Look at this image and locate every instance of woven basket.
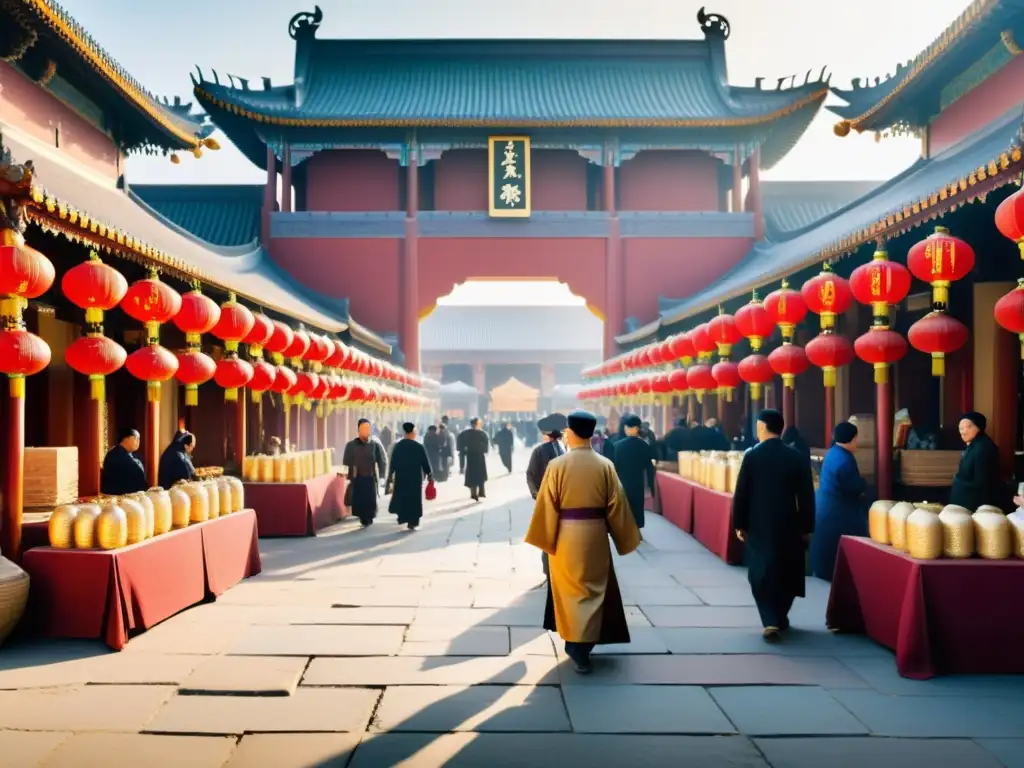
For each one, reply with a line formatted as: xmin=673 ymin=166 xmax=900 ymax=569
xmin=0 ymin=557 xmax=29 ymax=645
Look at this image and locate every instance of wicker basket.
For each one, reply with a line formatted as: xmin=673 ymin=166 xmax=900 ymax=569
xmin=899 ymin=450 xmax=961 ymax=487
xmin=0 ymin=558 xmax=29 ymax=645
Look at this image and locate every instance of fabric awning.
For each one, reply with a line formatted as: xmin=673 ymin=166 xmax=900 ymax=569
xmin=488 ymin=377 xmax=539 ymax=413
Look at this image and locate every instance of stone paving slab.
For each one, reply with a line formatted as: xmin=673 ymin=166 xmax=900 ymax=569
xmin=753 ymin=736 xmax=1006 ymax=768
xmin=562 ymin=685 xmax=736 ymax=734
xmin=710 ymin=686 xmax=869 ymax=735
xmin=222 ymin=733 xmax=361 ymax=768
xmin=332 ymin=589 xmax=425 ymax=607
xmin=400 ymin=626 xmax=510 ymax=656
xmin=656 ymin=627 xmax=891 ymax=657
xmin=691 ymin=586 xmax=758 ymax=606
xmin=641 ymin=606 xmax=765 ymax=628
xmin=509 ymin=628 xmax=556 ymax=656
xmin=84 ymin=653 xmax=208 ymax=686
xmin=121 ymin=621 xmax=250 ymax=655
xmin=778 ymin=657 xmax=872 ymax=689
xmin=830 ymin=689 xmax=1024 ymax=738
xmin=839 ymin=657 xmax=1024 ymax=698
xmin=0 ymin=730 xmax=70 ymax=766
xmin=39 ymin=733 xmax=237 ymax=768
xmin=290 ymin=606 xmax=417 ymax=625
xmin=372 ymin=685 xmax=571 ymax=732
xmin=179 ymin=655 xmax=308 ymax=696
xmin=591 ymin=627 xmax=669 ymax=655
xmin=418 ymin=589 xmax=477 ymax=607
xmin=0 ymin=684 xmax=174 ymax=732
xmin=302 ymin=656 xmax=559 ymax=686
xmin=621 ymin=586 xmax=703 ymax=606
xmin=413 ymin=607 xmax=539 ymax=626
xmin=558 ymin=655 xmax=811 ymax=686
xmin=146 ymin=687 xmax=379 ymax=735
xmin=976 ymin=738 xmax=1024 ymax=768
xmin=227 ymin=624 xmax=405 ymax=656
xmin=348 ymin=733 xmax=769 ymax=767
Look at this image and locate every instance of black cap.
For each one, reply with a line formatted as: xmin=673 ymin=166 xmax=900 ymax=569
xmin=567 ymin=410 xmax=598 ymax=439
xmin=621 ymin=414 xmax=642 ymax=429
xmin=537 ymin=413 xmax=568 ymax=434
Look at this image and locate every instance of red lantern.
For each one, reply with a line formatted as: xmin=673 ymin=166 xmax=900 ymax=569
xmin=174 ymin=288 xmax=220 ymax=342
xmin=291 ymin=370 xmax=318 ymax=398
xmin=126 ymin=345 xmax=178 ymax=401
xmin=908 ymin=311 xmax=969 ymax=377
xmin=764 ymin=280 xmax=807 ymax=342
xmin=65 ymin=336 xmax=127 ymax=400
xmin=243 ymin=313 xmax=275 ymax=358
xmin=668 ymin=368 xmax=688 ymax=396
xmin=265 ymin=321 xmax=294 ymax=363
xmin=849 ymin=247 xmax=912 ymax=320
xmin=214 ymin=356 xmax=254 ymax=401
xmin=707 ymin=310 xmax=742 ymax=359
xmin=247 ymin=359 xmax=276 ymax=403
xmin=995 ymin=185 xmax=1024 ymax=259
xmin=310 ymin=375 xmax=330 ymax=401
xmin=854 ymin=328 xmax=907 ymax=384
xmin=801 ymin=264 xmax=852 ymax=330
xmin=690 ymin=323 xmax=716 ymax=362
xmin=735 ymin=292 xmax=774 ymax=351
xmin=658 ymin=338 xmax=675 ymax=366
xmin=0 ymin=233 xmax=55 ymax=299
xmin=120 ymin=271 xmax=181 ymax=347
xmin=686 ymin=362 xmax=716 ymax=402
xmin=711 ymin=360 xmax=741 ymax=401
xmin=305 ymin=333 xmax=331 ymax=366
xmin=805 ymin=333 xmax=855 ymax=387
xmin=738 ymin=354 xmax=774 ymax=400
xmin=211 ymin=293 xmax=255 ymax=353
xmin=284 ymin=327 xmax=310 ymax=362
xmin=649 ymin=343 xmax=665 ymax=367
xmin=325 ymin=339 xmax=347 ymax=369
xmin=668 ymin=332 xmax=695 ymax=365
xmin=906 ymin=227 xmax=975 ymax=307
xmin=0 ymin=324 xmax=50 ymax=397
xmin=271 ymin=365 xmax=297 ymax=394
xmin=175 ymin=350 xmax=216 ymax=405
xmin=768 ymin=343 xmax=809 ymax=389
xmin=994 ymin=278 xmax=1024 ymax=359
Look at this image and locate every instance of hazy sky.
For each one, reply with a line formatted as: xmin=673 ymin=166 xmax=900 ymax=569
xmin=55 ymin=0 xmax=971 ymax=304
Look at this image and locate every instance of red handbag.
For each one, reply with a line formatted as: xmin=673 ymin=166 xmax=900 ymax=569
xmin=424 ymin=479 xmax=437 ymax=501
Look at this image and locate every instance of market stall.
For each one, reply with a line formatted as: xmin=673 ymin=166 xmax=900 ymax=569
xmin=242 ymin=449 xmax=346 ymax=536
xmin=655 ymin=471 xmax=694 ymax=533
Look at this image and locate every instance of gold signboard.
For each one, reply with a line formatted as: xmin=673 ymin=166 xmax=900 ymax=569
xmin=488 ymin=136 xmax=531 ymax=218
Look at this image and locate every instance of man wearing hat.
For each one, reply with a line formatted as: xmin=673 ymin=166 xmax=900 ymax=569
xmin=526 ymin=410 xmax=641 ymax=674
xmin=613 ymin=414 xmax=656 ymax=529
xmin=950 ymin=411 xmax=1002 ymax=510
xmin=526 ymin=413 xmax=569 ymax=578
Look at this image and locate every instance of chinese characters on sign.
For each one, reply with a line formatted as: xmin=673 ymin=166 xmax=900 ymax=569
xmin=488 ymin=136 xmax=531 ymax=218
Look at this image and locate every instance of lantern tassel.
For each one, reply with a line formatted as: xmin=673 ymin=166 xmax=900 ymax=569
xmin=783 ymin=374 xmax=795 ymax=389
xmin=932 ymin=354 xmax=945 ymax=377
xmin=185 ymin=385 xmax=198 ymax=407
xmin=225 ymin=387 xmax=238 ymax=402
xmin=89 ymin=375 xmax=104 ymax=401
xmin=725 ymin=388 xmax=734 ymax=403
xmin=750 ymin=382 xmax=761 ymax=400
xmin=8 ymin=375 xmax=25 ymax=399
xmin=1019 ymin=333 xmax=1024 ymax=361
xmin=823 ymin=367 xmax=836 ymax=388
xmin=147 ymin=381 xmax=161 ymax=402
xmin=874 ymin=363 xmax=888 ymax=385
xmin=250 ymin=389 xmax=263 ymax=404
xmin=316 ymin=402 xmax=324 ymax=417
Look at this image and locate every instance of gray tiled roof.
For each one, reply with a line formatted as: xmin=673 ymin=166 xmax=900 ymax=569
xmin=761 ymin=181 xmax=884 ymax=241
xmin=421 ymin=305 xmax=602 ymax=352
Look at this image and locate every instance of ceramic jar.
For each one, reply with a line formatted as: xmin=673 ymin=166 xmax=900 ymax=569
xmin=204 ymin=480 xmax=220 ymax=520
xmin=223 ymin=476 xmax=244 ymax=512
xmin=1007 ymin=509 xmax=1024 ymax=558
xmin=48 ymin=504 xmax=78 ymax=549
xmin=868 ymin=500 xmax=895 ymax=544
xmin=168 ymin=486 xmax=191 ymax=529
xmin=119 ymin=496 xmax=148 ymax=545
xmin=96 ymin=501 xmax=128 ymax=550
xmin=938 ymin=504 xmax=974 ymax=558
xmin=147 ymin=488 xmax=173 ymax=535
xmin=184 ymin=482 xmax=208 ymax=523
xmin=906 ymin=508 xmax=942 ymax=559
xmin=72 ymin=503 xmax=102 ymax=548
xmin=130 ymin=492 xmax=156 ymax=539
xmin=973 ymin=507 xmax=1011 ymax=560
xmin=242 ymin=454 xmax=256 ymax=482
xmin=215 ymin=478 xmax=232 ymax=515
xmin=887 ymin=502 xmax=917 ymax=551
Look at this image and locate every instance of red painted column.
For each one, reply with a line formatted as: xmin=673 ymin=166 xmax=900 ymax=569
xmin=782 ymin=386 xmax=795 ymax=430
xmin=603 ymin=157 xmax=622 ymax=359
xmin=281 ymin=143 xmax=292 ymax=214
xmin=2 ymin=383 xmax=25 ymax=562
xmin=234 ymin=395 xmax=247 ymax=468
xmin=81 ymin=398 xmax=103 ymax=498
xmin=261 ymin=145 xmax=276 ymax=244
xmin=732 ymin=145 xmax=743 ymax=213
xmin=824 ymin=386 xmax=835 ymax=447
xmin=876 ymin=377 xmax=894 ymax=499
xmin=145 ymin=397 xmax=159 ymax=488
xmin=748 ymin=146 xmax=764 ymax=241
xmin=402 ymin=142 xmax=421 ymax=372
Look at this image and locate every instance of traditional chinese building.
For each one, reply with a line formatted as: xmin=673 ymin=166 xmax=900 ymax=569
xmin=602 ymin=0 xmax=1024 ymax=500
xmin=191 ymin=6 xmax=832 ymax=369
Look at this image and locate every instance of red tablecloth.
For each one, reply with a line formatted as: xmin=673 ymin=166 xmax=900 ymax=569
xmin=22 ymin=510 xmax=262 ymax=650
xmin=691 ymin=483 xmax=744 ymax=565
xmin=655 ymin=472 xmax=694 ymax=533
xmin=22 ymin=520 xmax=49 ymax=551
xmin=243 ymin=473 xmax=347 ymax=537
xmin=826 ymin=536 xmax=1024 ymax=679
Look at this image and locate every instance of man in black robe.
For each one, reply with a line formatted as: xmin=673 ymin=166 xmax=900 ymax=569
xmin=343 ymin=418 xmax=388 ymax=527
xmin=387 ymin=422 xmax=433 ymax=531
xmin=494 ymin=423 xmax=515 ymax=473
xmin=950 ymin=411 xmax=1003 ymax=510
xmin=379 ymin=424 xmax=393 ymax=454
xmin=437 ymin=425 xmax=455 ymax=482
xmin=100 ymin=428 xmax=148 ymax=495
xmin=661 ymin=418 xmax=693 ymax=460
xmin=613 ymin=415 xmax=656 ymax=529
xmin=462 ymin=417 xmax=490 ymax=501
xmin=526 ymin=413 xmax=568 ymax=578
xmin=423 ymin=426 xmax=442 ymax=477
xmin=731 ymin=409 xmax=815 ymax=643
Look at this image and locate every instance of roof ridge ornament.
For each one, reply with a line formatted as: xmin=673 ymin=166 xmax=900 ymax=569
xmin=697 ymin=7 xmax=730 ymax=40
xmin=289 ymin=7 xmax=323 ymax=41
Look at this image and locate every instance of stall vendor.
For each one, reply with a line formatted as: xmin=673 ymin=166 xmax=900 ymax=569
xmin=158 ymin=431 xmax=197 ymax=489
xmin=950 ymin=412 xmax=1002 ymax=511
xmin=100 ymin=428 xmax=148 ymax=496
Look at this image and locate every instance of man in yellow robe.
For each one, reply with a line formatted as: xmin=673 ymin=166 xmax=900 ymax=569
xmin=525 ymin=409 xmax=641 ymax=674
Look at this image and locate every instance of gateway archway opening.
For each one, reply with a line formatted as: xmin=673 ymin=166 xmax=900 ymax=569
xmin=420 ymin=280 xmax=602 ymax=420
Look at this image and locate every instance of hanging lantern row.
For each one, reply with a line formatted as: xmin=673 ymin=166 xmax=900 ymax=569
xmin=994 ymin=186 xmax=1024 ymax=357
xmin=0 ymin=231 xmax=54 ymax=397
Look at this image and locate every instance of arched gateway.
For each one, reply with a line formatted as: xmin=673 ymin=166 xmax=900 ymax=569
xmin=194 ymin=7 xmax=827 ymax=370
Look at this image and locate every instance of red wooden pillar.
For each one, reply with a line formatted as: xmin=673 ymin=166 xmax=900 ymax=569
xmin=603 ymin=153 xmax=623 ymax=359
xmin=824 ymin=386 xmax=835 ymax=446
xmin=748 ymin=146 xmax=764 ymax=241
xmin=2 ymin=382 xmax=25 ymax=562
xmin=402 ymin=140 xmax=421 ymax=372
xmin=261 ymin=146 xmax=276 ymax=244
xmin=876 ymin=376 xmax=894 ymax=499
xmin=782 ymin=385 xmax=795 ymax=429
xmin=280 ymin=143 xmax=292 ymax=213
xmin=732 ymin=145 xmax=743 ymax=213
xmin=234 ymin=395 xmax=246 ymax=467
xmin=80 ymin=397 xmax=104 ymax=498
xmin=145 ymin=394 xmax=159 ymax=488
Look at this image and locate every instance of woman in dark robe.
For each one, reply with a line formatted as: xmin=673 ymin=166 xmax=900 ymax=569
xmin=158 ymin=431 xmax=197 ymax=489
xmin=387 ymin=423 xmax=433 ymax=530
xmin=494 ymin=424 xmax=515 ymax=473
xmin=810 ymin=422 xmax=868 ymax=581
xmin=950 ymin=411 xmax=1002 ymax=510
xmin=463 ymin=418 xmax=490 ymax=501
xmin=782 ymin=426 xmax=811 ymax=460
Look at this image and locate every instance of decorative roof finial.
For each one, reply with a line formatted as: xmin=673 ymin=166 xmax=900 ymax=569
xmin=289 ymin=7 xmax=324 ymax=41
xmin=696 ymin=7 xmax=730 ymax=40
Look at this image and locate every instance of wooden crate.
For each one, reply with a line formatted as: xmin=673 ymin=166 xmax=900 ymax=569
xmin=899 ymin=449 xmax=960 ymax=487
xmin=24 ymin=447 xmax=78 ymax=508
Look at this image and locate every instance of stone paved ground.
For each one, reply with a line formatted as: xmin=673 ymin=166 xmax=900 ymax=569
xmin=1 ymin=446 xmax=1023 ymax=767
